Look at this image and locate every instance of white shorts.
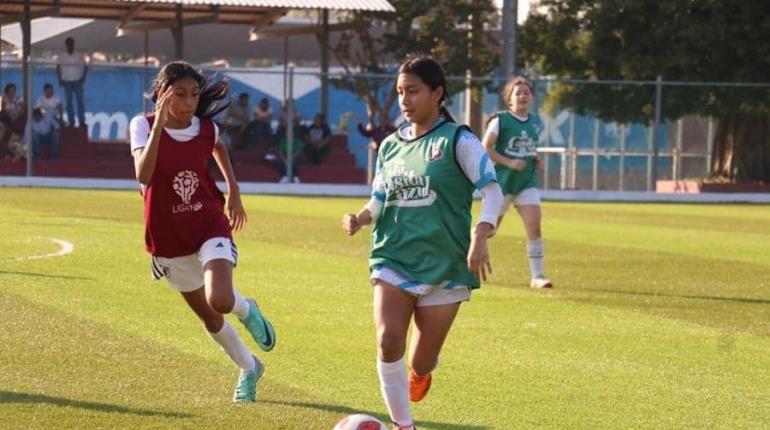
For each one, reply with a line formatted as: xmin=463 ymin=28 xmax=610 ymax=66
xmin=150 ymin=237 xmax=238 ymax=292
xmin=370 ymin=266 xmax=471 ymax=307
xmin=500 ymin=187 xmax=541 ymax=214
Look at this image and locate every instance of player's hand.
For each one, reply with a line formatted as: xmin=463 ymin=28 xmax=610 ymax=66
xmin=467 ymin=234 xmax=492 ymax=282
xmin=534 ymin=156 xmax=544 ymax=171
xmin=508 ymin=159 xmax=526 ymax=171
xmin=226 ymin=192 xmax=247 ymax=232
xmin=342 ymin=213 xmax=361 ymax=236
xmin=154 ymin=84 xmax=173 ymax=127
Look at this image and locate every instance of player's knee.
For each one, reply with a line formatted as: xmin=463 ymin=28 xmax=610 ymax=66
xmin=207 ymin=292 xmax=234 ymax=314
xmin=529 ymin=225 xmax=541 ymax=238
xmin=377 ymin=329 xmax=405 ymax=361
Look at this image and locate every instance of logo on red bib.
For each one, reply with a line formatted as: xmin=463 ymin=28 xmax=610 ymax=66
xmin=173 ymin=170 xmax=199 ymax=204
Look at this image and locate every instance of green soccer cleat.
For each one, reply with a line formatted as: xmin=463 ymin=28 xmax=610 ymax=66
xmin=233 ymin=357 xmax=264 ymax=403
xmin=239 ymin=298 xmax=276 ymax=352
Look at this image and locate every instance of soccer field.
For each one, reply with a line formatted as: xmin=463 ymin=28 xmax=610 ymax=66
xmin=1 ymin=188 xmax=769 ymax=429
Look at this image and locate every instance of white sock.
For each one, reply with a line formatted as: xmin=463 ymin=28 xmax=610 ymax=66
xmin=527 ymin=239 xmax=545 ymax=279
xmin=231 ymin=289 xmax=250 ymax=320
xmin=377 ymin=357 xmax=413 ymax=428
xmin=208 ymin=320 xmax=256 ymax=371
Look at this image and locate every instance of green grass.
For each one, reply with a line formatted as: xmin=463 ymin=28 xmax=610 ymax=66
xmin=0 ymin=188 xmax=769 ymax=429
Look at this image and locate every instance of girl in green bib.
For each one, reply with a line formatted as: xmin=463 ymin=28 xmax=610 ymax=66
xmin=342 ymin=54 xmax=503 ymax=430
xmin=482 ymin=77 xmax=553 ymax=289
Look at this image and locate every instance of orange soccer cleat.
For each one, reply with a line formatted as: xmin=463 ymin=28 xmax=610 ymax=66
xmin=408 ymin=369 xmax=432 ymax=402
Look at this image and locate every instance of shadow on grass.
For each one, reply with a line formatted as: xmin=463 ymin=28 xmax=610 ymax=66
xmin=262 ymin=400 xmax=490 ymax=430
xmin=0 ymin=270 xmax=93 ymax=280
xmin=0 ymin=391 xmax=192 ymax=418
xmin=583 ymin=288 xmax=770 ymax=305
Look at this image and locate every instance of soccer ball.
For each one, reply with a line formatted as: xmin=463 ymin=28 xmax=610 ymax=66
xmin=333 ymin=414 xmax=388 ymax=430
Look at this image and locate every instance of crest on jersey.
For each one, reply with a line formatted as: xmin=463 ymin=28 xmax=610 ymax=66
xmin=427 ymin=139 xmax=445 ymax=162
xmin=505 ymin=131 xmax=535 ymax=158
xmin=173 ymin=170 xmax=199 ymax=204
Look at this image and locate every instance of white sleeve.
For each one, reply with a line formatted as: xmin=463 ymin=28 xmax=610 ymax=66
xmin=456 ymin=129 xmax=501 ymax=227
xmin=129 ymin=116 xmax=150 ymax=153
xmin=482 ymin=117 xmax=499 ymax=142
xmin=456 ymin=129 xmax=497 ymax=190
xmin=477 ymin=181 xmax=503 ymax=227
xmin=363 ymin=156 xmax=386 ymax=221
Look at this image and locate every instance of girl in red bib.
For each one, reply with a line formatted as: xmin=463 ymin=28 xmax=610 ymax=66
xmin=130 ymin=62 xmax=275 ymax=403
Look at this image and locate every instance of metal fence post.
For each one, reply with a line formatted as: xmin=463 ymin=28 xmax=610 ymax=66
xmin=22 ymin=1 xmax=32 ymax=177
xmin=646 ymin=123 xmax=653 ymax=191
xmin=592 ymin=118 xmax=599 ymax=191
xmin=673 ymin=118 xmax=682 ymax=181
xmin=706 ymin=117 xmax=715 ymax=173
xmin=651 ymin=75 xmax=663 ymax=191
xmin=286 ymin=65 xmax=295 ymax=180
xmin=563 ymin=111 xmax=574 ymax=189
xmin=619 ymin=123 xmax=626 ymax=191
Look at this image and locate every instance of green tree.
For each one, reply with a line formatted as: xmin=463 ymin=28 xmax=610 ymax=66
xmin=331 ymin=0 xmax=498 ymax=132
xmin=519 ymin=0 xmax=770 ymax=182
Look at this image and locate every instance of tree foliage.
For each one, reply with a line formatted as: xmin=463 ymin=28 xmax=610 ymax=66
xmin=331 ymin=0 xmax=499 ymax=125
xmin=519 ymin=0 xmax=770 ymax=181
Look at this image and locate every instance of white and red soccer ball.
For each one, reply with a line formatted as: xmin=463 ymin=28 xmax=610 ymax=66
xmin=333 ymin=414 xmax=388 ymax=430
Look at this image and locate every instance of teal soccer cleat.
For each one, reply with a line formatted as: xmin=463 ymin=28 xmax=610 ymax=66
xmin=239 ymin=298 xmax=276 ymax=352
xmin=233 ymin=357 xmax=264 ymax=403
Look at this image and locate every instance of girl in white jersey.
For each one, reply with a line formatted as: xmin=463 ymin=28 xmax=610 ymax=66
xmin=342 ymin=54 xmax=504 ymax=430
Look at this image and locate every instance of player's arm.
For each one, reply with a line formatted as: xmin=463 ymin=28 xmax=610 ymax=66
xmin=212 ymin=133 xmax=247 ymax=231
xmin=132 ymin=121 xmax=162 ymax=184
xmin=457 ymin=130 xmax=504 ymax=281
xmin=343 ymin=160 xmax=385 ymax=236
xmin=133 ymin=85 xmax=173 ymax=184
xmin=482 ymin=118 xmax=525 ymax=171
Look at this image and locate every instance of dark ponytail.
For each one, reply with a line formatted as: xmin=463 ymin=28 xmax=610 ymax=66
xmin=149 ymin=61 xmax=230 ymax=119
xmin=398 ymin=53 xmax=455 ymax=123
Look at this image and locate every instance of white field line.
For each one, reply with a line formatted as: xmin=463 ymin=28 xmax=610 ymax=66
xmin=7 ymin=238 xmax=75 ymax=262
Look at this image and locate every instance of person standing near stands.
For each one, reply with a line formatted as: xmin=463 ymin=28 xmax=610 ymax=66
xmin=56 ymin=37 xmax=88 ymax=128
xmin=357 ymin=110 xmax=397 ymax=153
xmin=357 ymin=111 xmax=397 ymax=183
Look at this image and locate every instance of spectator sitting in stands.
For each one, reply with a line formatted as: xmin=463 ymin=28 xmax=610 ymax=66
xmin=30 ymin=108 xmax=60 ymax=159
xmin=35 ymin=83 xmax=64 ymax=125
xmin=224 ymin=92 xmax=251 ymax=149
xmin=304 ymin=113 xmax=332 ymax=165
xmin=0 ymin=83 xmax=27 ymax=136
xmin=0 ymin=83 xmax=27 ymax=162
xmin=253 ymin=97 xmax=273 ymax=148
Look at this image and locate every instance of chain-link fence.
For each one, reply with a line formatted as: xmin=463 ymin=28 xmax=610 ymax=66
xmin=2 ymin=60 xmax=767 ymax=188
